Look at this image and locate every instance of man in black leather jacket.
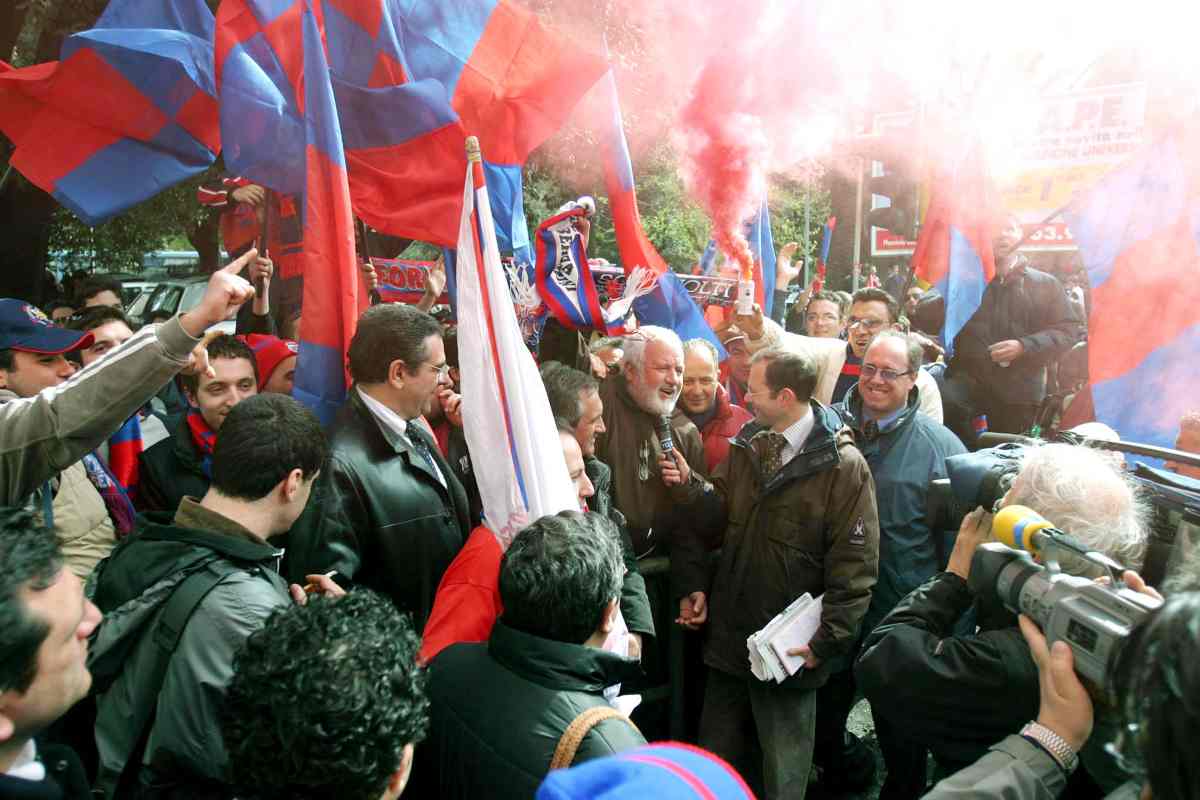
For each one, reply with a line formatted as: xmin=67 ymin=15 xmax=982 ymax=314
xmin=328 ymin=304 xmax=469 ymax=629
xmin=944 ymin=214 xmax=1083 ymax=443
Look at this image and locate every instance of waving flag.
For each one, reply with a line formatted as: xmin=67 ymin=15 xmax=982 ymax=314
xmin=747 ymin=198 xmax=777 ymax=316
xmin=1062 ymin=135 xmax=1200 ymax=454
xmin=814 ymin=216 xmax=837 ymax=292
xmin=316 ymin=0 xmax=606 ymax=253
xmin=0 ymin=0 xmax=219 ymax=224
xmin=456 ymin=138 xmax=577 ymax=544
xmin=598 ymin=66 xmax=723 ymax=354
xmin=396 ymin=0 xmax=605 ymax=254
xmin=911 ymin=140 xmax=996 ymax=356
xmin=224 ymin=0 xmax=357 ymax=424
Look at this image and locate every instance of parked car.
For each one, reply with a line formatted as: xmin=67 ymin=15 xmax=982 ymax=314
xmin=140 ymin=275 xmax=237 ymax=333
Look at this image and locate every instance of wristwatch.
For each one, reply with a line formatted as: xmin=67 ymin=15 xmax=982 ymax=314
xmin=1020 ymin=721 xmax=1079 ymax=774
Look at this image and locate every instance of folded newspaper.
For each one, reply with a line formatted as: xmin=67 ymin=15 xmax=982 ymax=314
xmin=747 ymin=593 xmax=824 ymax=683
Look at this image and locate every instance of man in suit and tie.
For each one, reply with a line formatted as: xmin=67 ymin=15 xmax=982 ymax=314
xmin=329 ymin=304 xmax=469 ymax=628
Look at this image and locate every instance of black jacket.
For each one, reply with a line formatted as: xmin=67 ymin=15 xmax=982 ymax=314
xmin=136 ymin=417 xmax=357 ymax=585
xmin=855 ymin=572 xmax=1037 ymax=767
xmin=427 ymin=621 xmax=645 ymax=799
xmin=137 ymin=417 xmax=209 ymax=515
xmin=0 ymin=743 xmax=89 ymax=800
xmin=950 ymin=259 xmax=1083 ymax=405
xmin=328 ymin=389 xmax=469 ymax=628
xmin=585 ymin=456 xmax=655 ymax=639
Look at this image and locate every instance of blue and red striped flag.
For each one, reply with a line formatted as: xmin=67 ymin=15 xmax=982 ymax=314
xmin=747 ymin=198 xmax=777 ymax=316
xmin=598 ymin=67 xmax=724 ymax=354
xmin=0 ymin=0 xmax=219 ymax=224
xmin=814 ymin=216 xmax=837 ymax=291
xmin=219 ymin=0 xmax=361 ymax=424
xmin=911 ymin=140 xmax=996 ymax=356
xmin=1062 ymin=135 xmax=1200 ymax=455
xmin=290 ymin=0 xmax=361 ymax=426
xmin=317 ymin=0 xmax=606 ymax=253
xmin=456 ymin=140 xmax=577 ymax=544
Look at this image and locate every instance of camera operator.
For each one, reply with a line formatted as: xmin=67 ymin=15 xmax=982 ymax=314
xmin=925 ymin=587 xmax=1196 ymax=800
xmin=856 ymin=443 xmax=1148 ymax=797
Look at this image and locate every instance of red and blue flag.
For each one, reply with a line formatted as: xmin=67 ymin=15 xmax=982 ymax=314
xmin=1063 ymin=135 xmax=1200 ymax=455
xmin=911 ymin=140 xmax=996 ymax=356
xmin=291 ymin=0 xmax=361 ymax=426
xmin=598 ymin=67 xmax=723 ymax=354
xmin=747 ymin=198 xmax=776 ymax=316
xmin=0 ymin=0 xmax=219 ymax=224
xmin=220 ymin=0 xmax=361 ymax=424
xmin=814 ymin=216 xmax=836 ymax=292
xmin=392 ymin=0 xmax=606 ymax=254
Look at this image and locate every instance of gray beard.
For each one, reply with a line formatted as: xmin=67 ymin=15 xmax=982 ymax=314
xmin=630 ymin=377 xmax=678 ymax=417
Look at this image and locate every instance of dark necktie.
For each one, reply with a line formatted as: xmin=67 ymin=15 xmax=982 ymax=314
xmin=752 ymin=430 xmax=788 ymax=479
xmin=407 ymin=426 xmax=445 ymax=486
xmin=862 ymin=419 xmax=880 ymax=442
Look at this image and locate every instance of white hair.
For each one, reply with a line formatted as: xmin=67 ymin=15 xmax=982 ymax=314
xmin=1005 ymin=443 xmax=1148 ymax=574
xmin=622 ymin=325 xmax=683 ymax=371
xmin=682 ymin=337 xmax=719 ymax=367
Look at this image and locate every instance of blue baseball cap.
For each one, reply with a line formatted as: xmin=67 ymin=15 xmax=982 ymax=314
xmin=537 ymin=742 xmax=756 ymax=799
xmin=0 ymin=299 xmax=92 ymax=354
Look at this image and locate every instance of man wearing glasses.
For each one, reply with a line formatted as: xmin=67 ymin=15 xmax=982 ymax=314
xmin=834 ymin=288 xmax=943 ymax=421
xmin=819 ymin=330 xmax=967 ymax=797
xmin=328 ymin=303 xmax=469 ymax=629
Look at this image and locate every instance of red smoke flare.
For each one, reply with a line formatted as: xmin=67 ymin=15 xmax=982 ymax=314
xmin=676 ymin=61 xmax=768 ymax=280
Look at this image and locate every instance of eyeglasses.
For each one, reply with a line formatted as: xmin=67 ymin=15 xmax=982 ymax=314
xmin=847 ymin=317 xmax=887 ymax=331
xmin=860 ymin=363 xmax=913 ymax=382
xmin=426 ymin=363 xmax=450 ymax=379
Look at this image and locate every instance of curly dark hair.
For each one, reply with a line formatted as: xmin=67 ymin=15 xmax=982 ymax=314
xmin=0 ymin=507 xmax=62 ymax=693
xmin=222 ymin=590 xmax=429 ymax=800
xmin=1111 ymin=592 xmax=1200 ymax=800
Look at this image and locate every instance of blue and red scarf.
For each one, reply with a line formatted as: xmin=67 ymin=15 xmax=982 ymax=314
xmin=186 ymin=408 xmax=217 ymax=478
xmin=81 ymin=414 xmax=144 ymax=537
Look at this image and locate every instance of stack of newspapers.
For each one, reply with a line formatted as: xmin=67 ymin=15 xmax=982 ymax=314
xmin=747 ymin=593 xmax=823 ymax=683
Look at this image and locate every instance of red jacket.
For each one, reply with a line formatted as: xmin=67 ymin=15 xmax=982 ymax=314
xmin=700 ymin=385 xmax=754 ymax=473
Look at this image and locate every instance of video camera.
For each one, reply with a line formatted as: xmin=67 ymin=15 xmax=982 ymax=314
xmin=927 ymin=441 xmax=1028 ymax=534
xmin=929 ymin=433 xmax=1200 ymax=587
xmin=968 ymin=505 xmax=1162 ymax=698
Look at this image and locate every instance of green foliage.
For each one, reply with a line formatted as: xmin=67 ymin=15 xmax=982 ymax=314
xmin=516 ymin=145 xmax=832 ymax=276
xmin=769 ymin=173 xmax=835 ymax=274
xmin=47 ymin=170 xmax=213 ymax=273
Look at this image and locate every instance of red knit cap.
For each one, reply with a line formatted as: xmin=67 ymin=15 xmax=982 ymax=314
xmin=239 ymin=334 xmax=298 ymax=390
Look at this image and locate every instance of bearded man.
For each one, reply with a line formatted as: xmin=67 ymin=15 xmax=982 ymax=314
xmin=594 ymin=325 xmax=706 ymax=558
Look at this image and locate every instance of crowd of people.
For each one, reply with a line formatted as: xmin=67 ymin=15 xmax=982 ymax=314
xmin=1 ymin=209 xmax=1199 ymax=800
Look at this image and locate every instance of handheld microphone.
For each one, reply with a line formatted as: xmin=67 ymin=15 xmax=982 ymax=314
xmin=992 ymin=505 xmax=1089 ymax=557
xmin=655 ymin=416 xmax=675 ymax=454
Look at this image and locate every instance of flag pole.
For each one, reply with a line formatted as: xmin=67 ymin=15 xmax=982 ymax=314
xmin=357 ymin=217 xmax=383 ymax=305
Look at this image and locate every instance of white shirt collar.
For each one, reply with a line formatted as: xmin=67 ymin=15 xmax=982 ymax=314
xmin=357 ymin=385 xmax=409 ymax=439
xmin=6 ymin=740 xmax=45 ymax=782
xmin=777 ymin=406 xmax=815 ymax=467
xmin=356 ymin=387 xmax=446 ymax=486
